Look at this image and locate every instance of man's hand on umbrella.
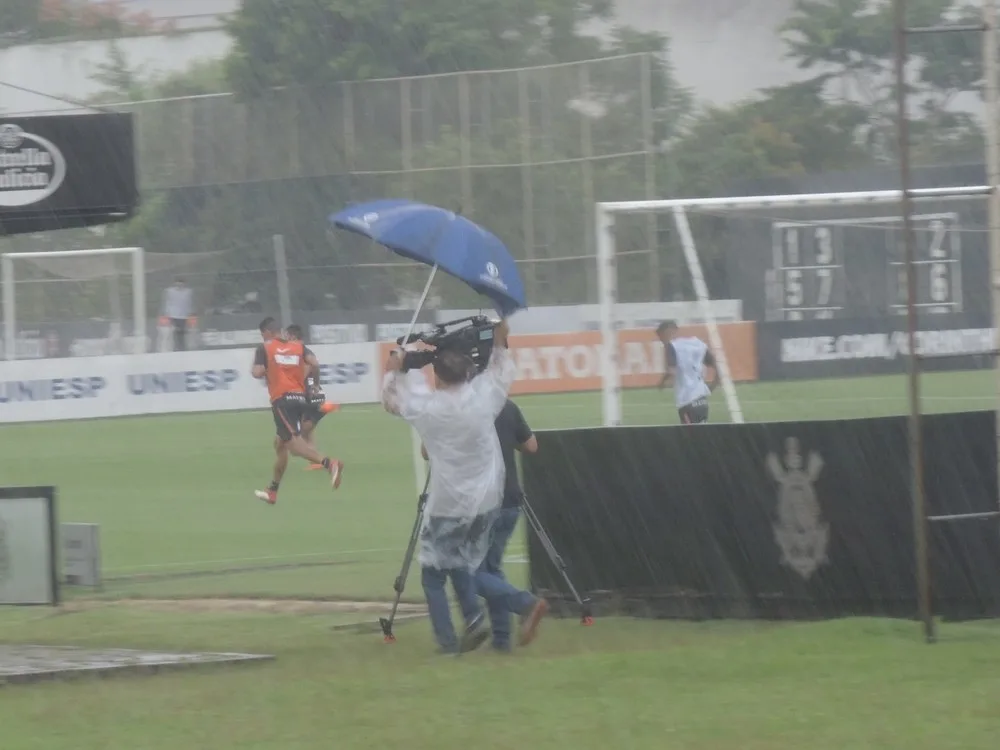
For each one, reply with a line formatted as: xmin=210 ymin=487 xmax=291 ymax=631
xmin=494 ymin=319 xmax=510 ymax=348
xmin=386 ymin=350 xmax=404 ymax=372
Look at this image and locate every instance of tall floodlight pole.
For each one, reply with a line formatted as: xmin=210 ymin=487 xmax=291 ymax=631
xmin=984 ymin=0 xmax=1000 ymax=552
xmin=893 ymin=0 xmax=935 ymax=643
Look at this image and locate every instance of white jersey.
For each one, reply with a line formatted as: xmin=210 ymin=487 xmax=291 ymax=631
xmin=668 ymin=336 xmax=711 ymax=409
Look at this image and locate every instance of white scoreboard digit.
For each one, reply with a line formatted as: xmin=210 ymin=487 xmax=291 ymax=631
xmin=770 ymin=222 xmax=845 ymax=321
xmin=887 ymin=213 xmax=962 ymax=315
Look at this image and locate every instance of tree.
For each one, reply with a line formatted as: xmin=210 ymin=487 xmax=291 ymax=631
xmin=0 ymin=0 xmax=170 ymax=46
xmin=780 ymin=0 xmax=984 ymax=162
xmin=224 ymin=0 xmax=616 ymax=97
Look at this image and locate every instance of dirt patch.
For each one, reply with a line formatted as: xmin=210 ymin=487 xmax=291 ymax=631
xmin=60 ymin=598 xmax=427 ymax=616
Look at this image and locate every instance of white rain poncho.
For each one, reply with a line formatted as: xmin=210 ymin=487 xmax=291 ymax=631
xmin=382 ymin=345 xmax=516 ymax=571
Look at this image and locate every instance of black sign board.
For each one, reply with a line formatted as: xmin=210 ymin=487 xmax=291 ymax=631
xmin=0 ymin=114 xmax=138 ymax=235
xmin=756 ymin=313 xmax=995 ymax=381
xmin=523 ymin=414 xmax=1000 ymax=621
xmin=725 ymin=163 xmax=990 ymax=324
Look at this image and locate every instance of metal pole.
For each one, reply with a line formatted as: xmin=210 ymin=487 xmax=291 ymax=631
xmin=517 ymin=70 xmax=537 ymax=297
xmin=131 ymin=248 xmax=146 ymax=354
xmin=273 ymin=234 xmax=292 ymax=328
xmin=458 ymin=73 xmax=474 ymax=216
xmin=984 ymin=0 xmax=1000 ymax=544
xmin=579 ymin=63 xmax=596 ymax=302
xmin=894 ymin=0 xmax=935 ymax=643
xmin=640 ymin=53 xmax=660 ymax=303
xmin=2 ymin=253 xmax=15 ymax=361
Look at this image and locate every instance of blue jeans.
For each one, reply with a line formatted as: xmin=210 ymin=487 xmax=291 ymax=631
xmin=476 ymin=506 xmax=536 ymax=650
xmin=421 ymin=566 xmax=482 ymax=652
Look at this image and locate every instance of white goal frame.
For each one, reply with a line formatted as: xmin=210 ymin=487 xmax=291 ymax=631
xmin=1 ymin=247 xmax=146 ymax=361
xmin=595 ymin=185 xmax=992 ymax=427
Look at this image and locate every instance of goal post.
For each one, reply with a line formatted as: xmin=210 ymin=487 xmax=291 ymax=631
xmin=595 ymin=185 xmax=992 ymax=428
xmin=1 ymin=247 xmax=146 ymax=361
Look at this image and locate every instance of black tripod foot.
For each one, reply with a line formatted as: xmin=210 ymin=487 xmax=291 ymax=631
xmin=379 ymin=617 xmax=395 ymax=642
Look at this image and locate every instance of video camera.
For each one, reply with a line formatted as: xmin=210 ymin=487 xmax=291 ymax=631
xmin=396 ymin=315 xmax=497 ymax=374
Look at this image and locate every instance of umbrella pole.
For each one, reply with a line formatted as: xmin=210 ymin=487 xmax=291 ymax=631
xmin=397 ymin=265 xmax=437 ymax=497
xmin=397 ymin=264 xmax=439 ymax=349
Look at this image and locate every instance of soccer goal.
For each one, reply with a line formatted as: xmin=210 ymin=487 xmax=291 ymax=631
xmin=1 ymin=245 xmax=229 ymax=359
xmin=595 ymin=185 xmax=992 ymax=428
xmin=1 ymin=247 xmax=147 ymax=360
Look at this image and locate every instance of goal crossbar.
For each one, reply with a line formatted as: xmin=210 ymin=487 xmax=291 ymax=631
xmin=598 ymin=185 xmax=992 ymax=215
xmin=595 ymin=185 xmax=992 ymax=428
xmin=1 ymin=247 xmax=146 ymax=360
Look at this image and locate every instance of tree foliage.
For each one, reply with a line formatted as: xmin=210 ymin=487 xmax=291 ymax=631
xmin=0 ymin=0 xmax=171 ymax=46
xmin=225 ymin=0 xmax=618 ymax=96
xmin=781 ymin=0 xmax=984 ymax=162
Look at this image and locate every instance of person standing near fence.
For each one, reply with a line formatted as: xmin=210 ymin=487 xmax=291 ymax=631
xmin=162 ymin=277 xmax=193 ymax=351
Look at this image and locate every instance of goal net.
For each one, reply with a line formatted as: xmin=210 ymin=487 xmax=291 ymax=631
xmin=596 ymin=186 xmax=993 ymax=427
xmin=1 ymin=246 xmax=224 ymax=359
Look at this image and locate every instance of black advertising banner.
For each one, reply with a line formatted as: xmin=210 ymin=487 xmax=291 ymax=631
xmin=523 ymin=413 xmax=1000 ymax=621
xmin=756 ymin=313 xmax=995 ymax=381
xmin=0 ymin=114 xmax=138 ymax=235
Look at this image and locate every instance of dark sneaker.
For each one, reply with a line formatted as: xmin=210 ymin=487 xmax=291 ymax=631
xmin=458 ymin=613 xmax=489 ymax=654
xmin=518 ymin=598 xmax=549 ymax=647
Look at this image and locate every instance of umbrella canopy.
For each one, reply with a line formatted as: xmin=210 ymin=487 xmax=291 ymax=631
xmin=330 ymin=199 xmax=526 ymax=316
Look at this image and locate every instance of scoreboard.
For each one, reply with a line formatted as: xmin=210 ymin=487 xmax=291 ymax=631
xmin=753 ymin=211 xmax=978 ymax=323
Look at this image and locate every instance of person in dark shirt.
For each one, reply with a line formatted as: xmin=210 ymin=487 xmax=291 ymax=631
xmin=420 ymin=398 xmax=547 ymax=651
xmin=478 ymin=399 xmax=547 ymax=651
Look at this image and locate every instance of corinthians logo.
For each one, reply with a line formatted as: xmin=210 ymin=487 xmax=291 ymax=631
xmin=766 ymin=437 xmax=830 ymax=580
xmin=0 ymin=123 xmax=67 ymax=208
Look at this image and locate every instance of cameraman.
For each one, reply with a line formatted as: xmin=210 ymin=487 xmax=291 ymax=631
xmin=423 ymin=399 xmax=548 ymax=653
xmin=382 ymin=319 xmax=516 ymax=654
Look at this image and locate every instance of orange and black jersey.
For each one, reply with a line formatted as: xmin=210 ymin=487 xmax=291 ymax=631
xmin=254 ymin=339 xmax=314 ymax=403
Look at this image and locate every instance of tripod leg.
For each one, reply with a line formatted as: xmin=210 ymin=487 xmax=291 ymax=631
xmin=380 ymin=477 xmax=431 ymax=642
xmin=522 ymin=498 xmax=593 ymax=625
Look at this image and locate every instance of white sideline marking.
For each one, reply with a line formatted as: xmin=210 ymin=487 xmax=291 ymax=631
xmin=104 ymin=547 xmax=399 ymax=575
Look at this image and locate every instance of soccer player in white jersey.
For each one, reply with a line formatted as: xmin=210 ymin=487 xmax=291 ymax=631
xmin=656 ymin=321 xmax=719 ymax=424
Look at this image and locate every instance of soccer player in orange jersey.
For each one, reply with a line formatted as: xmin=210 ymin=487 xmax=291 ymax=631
xmin=251 ymin=318 xmax=344 ymax=504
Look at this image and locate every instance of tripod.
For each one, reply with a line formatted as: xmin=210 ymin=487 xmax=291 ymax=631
xmin=379 ymin=472 xmax=430 ymax=643
xmin=521 ymin=495 xmax=593 ymax=625
xmin=378 ymin=480 xmax=593 ymax=642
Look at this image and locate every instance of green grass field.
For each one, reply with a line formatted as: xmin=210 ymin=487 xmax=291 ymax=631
xmin=1 ymin=371 xmax=999 ymax=749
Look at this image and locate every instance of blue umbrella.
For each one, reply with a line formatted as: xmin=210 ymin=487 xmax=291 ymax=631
xmin=329 ymin=200 xmax=526 ymax=319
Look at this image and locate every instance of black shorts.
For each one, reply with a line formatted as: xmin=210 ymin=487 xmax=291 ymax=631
xmin=271 ymin=393 xmax=308 ymax=442
xmin=304 ymin=401 xmax=327 ymax=428
xmin=678 ymin=398 xmax=709 ymax=425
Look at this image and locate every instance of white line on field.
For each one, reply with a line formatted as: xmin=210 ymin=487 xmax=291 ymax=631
xmin=106 ymin=545 xmax=531 ymax=575
xmin=104 ymin=547 xmax=400 ymax=574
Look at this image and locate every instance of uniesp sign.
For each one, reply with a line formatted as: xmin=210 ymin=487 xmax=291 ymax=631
xmin=0 ymin=124 xmax=66 ymax=207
